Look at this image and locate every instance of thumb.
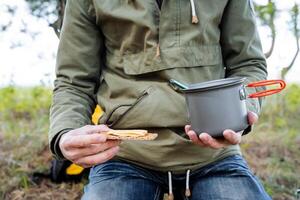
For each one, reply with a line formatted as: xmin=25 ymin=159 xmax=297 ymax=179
xmin=248 ymin=111 xmax=258 ymax=125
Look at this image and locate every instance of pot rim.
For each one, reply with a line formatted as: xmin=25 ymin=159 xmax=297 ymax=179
xmin=182 ymin=77 xmax=246 ymax=93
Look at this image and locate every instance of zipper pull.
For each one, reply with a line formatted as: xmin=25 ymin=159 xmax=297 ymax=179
xmin=136 ymin=89 xmax=150 ymax=102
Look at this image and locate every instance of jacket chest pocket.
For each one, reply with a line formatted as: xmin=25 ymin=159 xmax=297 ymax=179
xmin=95 ymin=0 xmax=224 ymax=75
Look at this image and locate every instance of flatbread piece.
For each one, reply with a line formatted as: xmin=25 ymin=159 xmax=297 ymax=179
xmin=103 ymin=129 xmax=158 ymax=141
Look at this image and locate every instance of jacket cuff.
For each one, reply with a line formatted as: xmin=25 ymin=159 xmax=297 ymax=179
xmin=50 ymin=129 xmax=72 ymax=160
xmin=242 ymin=125 xmax=252 ymax=136
xmin=242 ymin=94 xmax=259 ymax=136
xmin=241 ymin=83 xmax=261 ymax=136
xmin=245 ymin=87 xmax=261 ymax=114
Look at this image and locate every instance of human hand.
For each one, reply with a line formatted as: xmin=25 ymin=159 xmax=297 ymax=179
xmin=59 ymin=125 xmax=120 ymax=168
xmin=185 ymin=111 xmax=258 ymax=149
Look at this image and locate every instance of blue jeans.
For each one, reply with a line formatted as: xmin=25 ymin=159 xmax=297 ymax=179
xmin=82 ymin=155 xmax=271 ymax=200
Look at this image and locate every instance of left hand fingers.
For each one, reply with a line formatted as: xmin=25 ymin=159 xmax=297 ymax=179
xmin=185 ymin=125 xmax=206 ymax=146
xmin=248 ymin=111 xmax=258 ymax=125
xmin=198 ymin=130 xmax=242 ymax=149
xmin=223 ymin=129 xmax=242 ymax=145
xmin=199 ymin=133 xmax=229 ymax=149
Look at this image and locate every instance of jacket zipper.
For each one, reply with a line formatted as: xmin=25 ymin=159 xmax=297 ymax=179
xmin=105 ymin=89 xmax=150 ymax=128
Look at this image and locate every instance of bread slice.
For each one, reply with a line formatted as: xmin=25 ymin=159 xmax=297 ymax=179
xmin=103 ymin=129 xmax=158 ymax=141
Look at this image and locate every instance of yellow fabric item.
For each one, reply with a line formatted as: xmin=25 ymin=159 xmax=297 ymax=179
xmin=66 ymin=164 xmax=84 ymax=175
xmin=92 ymin=105 xmax=103 ymax=125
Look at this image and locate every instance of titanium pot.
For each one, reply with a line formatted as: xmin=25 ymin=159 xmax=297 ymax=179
xmin=169 ymin=77 xmax=286 ymax=137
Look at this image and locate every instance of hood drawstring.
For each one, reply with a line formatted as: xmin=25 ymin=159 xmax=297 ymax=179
xmin=168 ymin=171 xmax=174 ymax=200
xmin=185 ymin=169 xmax=191 ymax=197
xmin=156 ymin=0 xmax=198 ymax=59
xmin=189 ymin=0 xmax=199 ymax=24
xmin=156 ymin=43 xmax=160 ymax=58
xmin=167 ymin=170 xmax=192 ymax=199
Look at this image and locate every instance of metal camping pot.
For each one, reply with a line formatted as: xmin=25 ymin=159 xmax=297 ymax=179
xmin=169 ymin=77 xmax=286 ymax=137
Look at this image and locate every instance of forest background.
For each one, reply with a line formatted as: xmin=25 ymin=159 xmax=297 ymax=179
xmin=0 ymin=0 xmax=300 ymax=199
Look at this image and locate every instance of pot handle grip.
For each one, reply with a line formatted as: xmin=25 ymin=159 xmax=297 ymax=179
xmin=247 ymin=80 xmax=286 ymax=98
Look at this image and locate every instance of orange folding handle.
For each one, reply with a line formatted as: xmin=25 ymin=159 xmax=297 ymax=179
xmin=247 ymin=80 xmax=286 ymax=98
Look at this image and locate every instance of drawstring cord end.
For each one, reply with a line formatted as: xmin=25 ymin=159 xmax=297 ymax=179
xmin=192 ymin=15 xmax=199 ymax=24
xmin=168 ymin=193 xmax=174 ymax=200
xmin=190 ymin=0 xmax=199 ymax=24
xmin=185 ymin=169 xmax=191 ymax=197
xmin=155 ymin=43 xmax=160 ymax=58
xmin=168 ymin=171 xmax=174 ymax=200
xmin=167 ymin=170 xmax=192 ymax=199
xmin=185 ymin=188 xmax=191 ymax=197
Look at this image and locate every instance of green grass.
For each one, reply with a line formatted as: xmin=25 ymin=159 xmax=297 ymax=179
xmin=0 ymin=85 xmax=299 ymax=200
xmin=240 ymin=84 xmax=300 ymax=200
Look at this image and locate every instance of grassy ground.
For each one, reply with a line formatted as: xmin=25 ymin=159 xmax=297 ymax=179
xmin=0 ymin=85 xmax=299 ymax=200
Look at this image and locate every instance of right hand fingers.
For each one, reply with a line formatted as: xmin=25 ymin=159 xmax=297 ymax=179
xmin=64 ymin=140 xmax=120 ymax=161
xmin=74 ymin=146 xmax=120 ymax=168
xmin=59 ymin=125 xmax=121 ymax=167
xmin=62 ymin=133 xmax=108 ymax=149
xmin=71 ymin=124 xmax=110 ymax=135
xmin=60 ymin=124 xmax=113 ymax=149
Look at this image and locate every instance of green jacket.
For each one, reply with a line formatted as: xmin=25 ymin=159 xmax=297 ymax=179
xmin=49 ymin=0 xmax=267 ymax=173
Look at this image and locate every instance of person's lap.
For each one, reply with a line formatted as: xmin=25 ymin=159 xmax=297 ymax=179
xmin=82 ymin=155 xmax=271 ymax=200
xmin=189 ymin=155 xmax=271 ymax=200
xmin=82 ymin=160 xmax=164 ymax=200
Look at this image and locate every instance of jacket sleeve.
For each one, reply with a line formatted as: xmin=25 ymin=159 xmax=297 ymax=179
xmin=220 ymin=0 xmax=268 ymax=118
xmin=49 ymin=0 xmax=103 ymax=159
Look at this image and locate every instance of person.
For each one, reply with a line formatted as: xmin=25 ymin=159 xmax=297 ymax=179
xmin=49 ymin=0 xmax=271 ymax=199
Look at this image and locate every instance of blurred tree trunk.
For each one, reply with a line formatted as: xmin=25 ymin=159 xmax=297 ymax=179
xmin=263 ymin=0 xmax=276 ymax=59
xmin=50 ymin=0 xmax=66 ymax=38
xmin=264 ymin=17 xmax=276 ymax=59
xmin=255 ymin=0 xmax=277 ymax=59
xmin=255 ymin=1 xmax=299 ymax=80
xmin=281 ymin=4 xmax=300 ymax=80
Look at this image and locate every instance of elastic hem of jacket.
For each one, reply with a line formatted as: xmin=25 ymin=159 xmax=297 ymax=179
xmin=50 ymin=129 xmax=72 ymax=160
xmin=242 ymin=125 xmax=252 ymax=136
xmin=113 ymin=147 xmax=242 ymax=174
